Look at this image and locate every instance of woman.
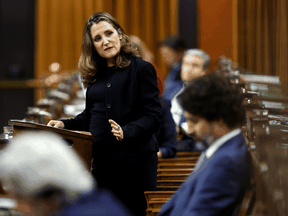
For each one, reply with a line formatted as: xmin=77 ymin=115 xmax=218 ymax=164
xmin=48 ymin=12 xmax=162 ymax=216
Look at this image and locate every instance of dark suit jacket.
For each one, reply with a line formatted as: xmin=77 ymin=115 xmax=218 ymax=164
xmin=158 ymin=132 xmax=250 ymax=216
xmin=62 ymin=56 xmax=162 ymax=158
xmin=155 ymin=97 xmax=177 ymax=158
xmin=58 ymin=189 xmax=132 ymax=216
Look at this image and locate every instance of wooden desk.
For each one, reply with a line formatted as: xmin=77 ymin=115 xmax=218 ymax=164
xmin=8 ymin=120 xmax=94 ymax=169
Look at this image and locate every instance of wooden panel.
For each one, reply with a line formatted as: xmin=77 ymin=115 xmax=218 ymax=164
xmin=49 ymin=0 xmax=61 ymax=65
xmin=61 ymin=1 xmax=73 ymax=70
xmin=198 ymin=0 xmax=233 ymax=70
xmin=143 ymin=0 xmax=153 ymax=51
xmin=169 ymin=0 xmax=178 ymax=35
xmin=94 ymin=0 xmax=104 ymax=12
xmin=245 ymin=0 xmax=256 ymax=71
xmin=115 ymin=0 xmax=127 ymax=31
xmin=103 ymin=0 xmax=114 ymax=16
xmin=35 ymin=0 xmax=49 ymax=100
xmin=130 ymin=0 xmax=140 ymax=36
xmin=238 ymin=0 xmax=288 ymax=93
xmin=232 ymin=0 xmax=238 ymax=63
xmin=263 ymin=0 xmax=271 ymax=75
xmin=73 ymin=0 xmax=84 ymax=67
xmin=238 ymin=0 xmax=246 ymax=68
xmin=84 ymin=0 xmax=95 ymax=21
xmin=156 ymin=0 xmax=166 ymax=76
xmin=9 ymin=120 xmax=94 ymax=169
xmin=255 ymin=0 xmax=262 ymax=74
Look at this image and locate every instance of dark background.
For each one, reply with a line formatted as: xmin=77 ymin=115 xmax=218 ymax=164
xmin=0 ymin=0 xmax=35 ymax=130
xmin=179 ymin=0 xmax=197 ymax=49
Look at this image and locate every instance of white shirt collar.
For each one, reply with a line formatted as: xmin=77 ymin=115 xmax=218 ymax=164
xmin=170 ymin=87 xmax=185 ymax=126
xmin=205 ymin=128 xmax=241 ymax=159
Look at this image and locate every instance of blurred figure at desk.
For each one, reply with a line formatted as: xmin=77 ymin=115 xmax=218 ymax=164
xmin=171 ymin=49 xmax=210 ymax=152
xmin=0 ymin=131 xmax=131 ymax=216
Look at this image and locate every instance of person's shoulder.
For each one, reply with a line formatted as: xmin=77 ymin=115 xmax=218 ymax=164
xmin=211 ymin=133 xmax=247 ymax=167
xmin=59 ymin=190 xmax=131 ymax=216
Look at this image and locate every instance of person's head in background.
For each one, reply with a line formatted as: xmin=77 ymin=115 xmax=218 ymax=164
xmin=130 ymin=35 xmax=155 ymax=63
xmin=181 ymin=49 xmax=210 ymax=87
xmin=160 ymin=35 xmax=186 ymax=68
xmin=0 ymin=131 xmax=95 ymax=216
xmin=178 ymin=73 xmax=245 ymax=145
xmin=78 ymin=12 xmax=139 ymax=88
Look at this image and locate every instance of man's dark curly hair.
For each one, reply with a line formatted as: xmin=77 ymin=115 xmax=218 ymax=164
xmin=178 ymin=73 xmax=245 ymax=129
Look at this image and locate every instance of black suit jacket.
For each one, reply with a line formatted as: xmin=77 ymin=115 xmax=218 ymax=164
xmin=62 ymin=56 xmax=162 ymax=158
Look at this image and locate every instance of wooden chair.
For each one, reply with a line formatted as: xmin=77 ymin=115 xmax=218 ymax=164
xmin=157 ymin=174 xmax=189 ymax=180
xmin=157 ymin=168 xmax=193 ymax=175
xmin=157 ymin=180 xmax=184 ymax=187
xmin=146 ymin=208 xmax=161 ymax=216
xmin=158 ymin=157 xmax=199 ymax=164
xmin=157 ymin=186 xmax=179 ymax=191
xmin=145 ymin=191 xmax=174 ymax=216
xmin=144 ymin=191 xmax=174 ymax=203
xmin=158 ymin=163 xmax=195 ymax=169
xmin=237 ymin=190 xmax=255 ymax=216
xmin=176 ymin=151 xmax=202 ymax=158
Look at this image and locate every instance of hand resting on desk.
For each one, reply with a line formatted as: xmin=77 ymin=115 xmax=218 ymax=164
xmin=47 ymin=120 xmax=65 ymax=128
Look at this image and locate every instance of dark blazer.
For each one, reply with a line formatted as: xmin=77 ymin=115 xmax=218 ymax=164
xmin=155 ymin=97 xmax=177 ymax=158
xmin=158 ymin=132 xmax=250 ymax=216
xmin=62 ymin=56 xmax=162 ymax=158
xmin=59 ymin=189 xmax=132 ymax=216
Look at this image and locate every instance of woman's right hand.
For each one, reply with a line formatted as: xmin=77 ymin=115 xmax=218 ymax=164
xmin=47 ymin=120 xmax=64 ymax=128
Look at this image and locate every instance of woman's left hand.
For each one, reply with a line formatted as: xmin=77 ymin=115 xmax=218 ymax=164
xmin=109 ymin=119 xmax=124 ymax=141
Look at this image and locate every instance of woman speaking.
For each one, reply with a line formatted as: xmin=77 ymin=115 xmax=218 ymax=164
xmin=48 ymin=12 xmax=162 ymax=216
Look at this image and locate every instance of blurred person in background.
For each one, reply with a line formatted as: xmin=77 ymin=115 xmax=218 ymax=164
xmin=47 ymin=12 xmax=162 ymax=216
xmin=0 ymin=131 xmax=131 ymax=216
xmin=160 ymin=35 xmax=186 ymax=101
xmin=130 ymin=35 xmax=177 ymax=159
xmin=171 ymin=49 xmax=210 ymax=152
xmin=155 ymin=98 xmax=177 ymax=158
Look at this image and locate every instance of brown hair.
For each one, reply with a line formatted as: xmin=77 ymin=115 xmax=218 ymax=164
xmin=78 ymin=12 xmax=139 ymax=88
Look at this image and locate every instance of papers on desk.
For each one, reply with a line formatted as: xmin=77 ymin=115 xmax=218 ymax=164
xmin=240 ymin=74 xmax=280 ymax=84
xmin=0 ymin=198 xmax=17 ymax=209
xmin=262 ymin=101 xmax=286 ymax=109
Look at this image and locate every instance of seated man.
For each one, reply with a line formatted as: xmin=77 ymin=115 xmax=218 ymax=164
xmin=171 ymin=49 xmax=210 ymax=151
xmin=158 ymin=73 xmax=250 ymax=216
xmin=0 ymin=131 xmax=131 ymax=216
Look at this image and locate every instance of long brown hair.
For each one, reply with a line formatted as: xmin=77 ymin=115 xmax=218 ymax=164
xmin=78 ymin=12 xmax=139 ymax=88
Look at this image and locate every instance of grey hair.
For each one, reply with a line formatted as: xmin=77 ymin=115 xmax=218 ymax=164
xmin=184 ymin=49 xmax=210 ymax=69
